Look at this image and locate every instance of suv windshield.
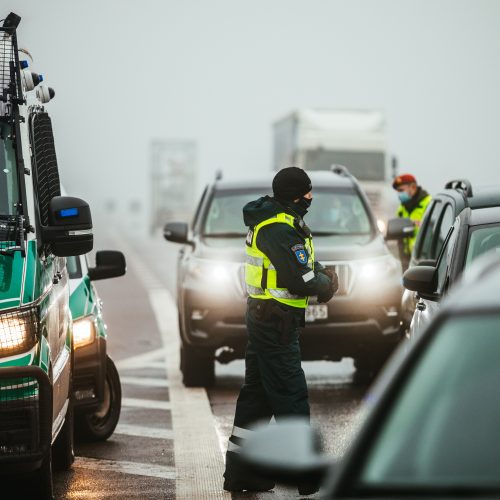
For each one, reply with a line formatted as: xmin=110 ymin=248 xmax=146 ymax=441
xmin=465 ymin=224 xmax=500 ymax=267
xmin=0 ymin=122 xmax=19 ymax=216
xmin=203 ymin=188 xmax=372 ymax=242
xmin=358 ymin=314 xmax=500 ymax=493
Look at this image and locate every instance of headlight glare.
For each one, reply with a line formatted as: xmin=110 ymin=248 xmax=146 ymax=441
xmin=357 ymin=255 xmax=401 ymax=283
xmin=188 ymin=259 xmax=232 ymax=284
xmin=73 ymin=317 xmax=96 ymax=348
xmin=0 ymin=309 xmax=37 ymax=356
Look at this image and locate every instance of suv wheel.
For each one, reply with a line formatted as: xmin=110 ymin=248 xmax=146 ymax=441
xmin=76 ymin=355 xmax=122 ymax=442
xmin=180 ymin=345 xmax=215 ymax=387
xmin=353 ymin=355 xmax=387 ymax=384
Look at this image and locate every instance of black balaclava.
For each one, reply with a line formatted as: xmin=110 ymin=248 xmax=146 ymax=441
xmin=272 ymin=167 xmax=312 ymax=215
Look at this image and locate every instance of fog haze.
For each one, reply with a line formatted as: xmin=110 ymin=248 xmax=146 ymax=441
xmin=4 ymin=0 xmax=500 ymax=227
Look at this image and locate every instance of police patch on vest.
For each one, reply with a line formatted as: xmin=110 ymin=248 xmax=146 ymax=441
xmin=291 ymin=244 xmax=308 ymax=265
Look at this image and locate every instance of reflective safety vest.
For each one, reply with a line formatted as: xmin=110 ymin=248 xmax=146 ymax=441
xmin=245 ymin=212 xmax=314 ymax=309
xmin=397 ymin=194 xmax=432 ymax=255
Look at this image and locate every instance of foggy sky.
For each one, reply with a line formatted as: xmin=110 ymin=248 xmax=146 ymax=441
xmin=4 ymin=0 xmax=500 ymax=225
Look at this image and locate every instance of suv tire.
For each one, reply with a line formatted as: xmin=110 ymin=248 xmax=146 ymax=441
xmin=180 ymin=345 xmax=215 ymax=387
xmin=76 ymin=355 xmax=122 ymax=442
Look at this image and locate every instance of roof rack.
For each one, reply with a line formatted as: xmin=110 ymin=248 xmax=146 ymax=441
xmin=330 ymin=164 xmax=351 ymax=177
xmin=444 ymin=179 xmax=473 ymax=197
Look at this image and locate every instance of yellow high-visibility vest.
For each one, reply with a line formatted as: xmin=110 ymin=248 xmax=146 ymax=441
xmin=245 ymin=212 xmax=314 ymax=309
xmin=397 ymin=194 xmax=432 ymax=254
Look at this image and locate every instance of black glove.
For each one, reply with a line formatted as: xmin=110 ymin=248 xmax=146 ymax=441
xmin=319 ymin=268 xmax=339 ymax=296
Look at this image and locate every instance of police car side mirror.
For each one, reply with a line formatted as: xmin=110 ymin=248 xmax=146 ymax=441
xmin=163 ymin=222 xmax=193 ymax=246
xmin=41 ymin=196 xmax=93 ymax=257
xmin=386 ymin=218 xmax=415 ymax=241
xmin=238 ymin=418 xmax=333 ymax=487
xmin=88 ymin=251 xmax=126 ymax=281
xmin=403 ymin=265 xmax=437 ymax=296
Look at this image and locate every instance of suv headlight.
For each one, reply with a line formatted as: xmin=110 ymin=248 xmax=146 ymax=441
xmin=73 ymin=317 xmax=96 ymax=348
xmin=0 ymin=308 xmax=37 ymax=357
xmin=187 ymin=258 xmax=233 ymax=285
xmin=357 ymin=254 xmax=401 ymax=283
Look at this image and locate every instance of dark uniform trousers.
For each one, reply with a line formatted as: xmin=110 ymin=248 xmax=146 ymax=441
xmin=224 ymin=298 xmax=309 ymax=480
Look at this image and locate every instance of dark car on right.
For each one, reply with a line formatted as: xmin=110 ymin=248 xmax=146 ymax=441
xmin=393 ymin=179 xmax=500 ymax=338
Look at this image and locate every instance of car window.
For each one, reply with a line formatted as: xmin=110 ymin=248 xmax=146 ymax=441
xmin=465 ymin=224 xmax=500 ymax=267
xmin=0 ymin=122 xmax=19 ymax=216
xmin=67 ymin=256 xmax=83 ymax=279
xmin=435 ymin=218 xmax=459 ymax=294
xmin=416 ymin=201 xmax=442 ymax=260
xmin=433 ymin=204 xmax=454 ymax=258
xmin=357 ymin=314 xmax=500 ymax=492
xmin=202 ymin=188 xmax=372 ymax=238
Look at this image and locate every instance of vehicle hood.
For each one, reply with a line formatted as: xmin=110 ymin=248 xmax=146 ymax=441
xmin=0 ymin=251 xmax=24 ymax=309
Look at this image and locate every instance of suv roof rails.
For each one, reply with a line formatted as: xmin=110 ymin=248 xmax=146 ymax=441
xmin=215 ymin=169 xmax=223 ymax=181
xmin=444 ymin=179 xmax=473 ymax=198
xmin=330 ymin=164 xmax=351 ymax=178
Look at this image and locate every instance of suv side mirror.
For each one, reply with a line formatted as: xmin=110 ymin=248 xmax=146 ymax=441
xmin=403 ymin=265 xmax=437 ymax=296
xmin=88 ymin=251 xmax=126 ymax=281
xmin=41 ymin=196 xmax=93 ymax=256
xmin=163 ymin=222 xmax=191 ymax=245
xmin=386 ymin=218 xmax=415 ymax=241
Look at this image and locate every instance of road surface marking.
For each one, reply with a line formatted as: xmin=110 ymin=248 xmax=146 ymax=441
xmin=114 ymin=423 xmax=174 ymax=440
xmin=122 ymin=397 xmax=171 ymax=410
xmin=112 ymin=232 xmax=228 ymax=498
xmin=120 ymin=376 xmax=169 ymax=388
xmin=74 ymin=456 xmax=176 ymax=480
xmin=116 ymin=347 xmax=167 ymax=370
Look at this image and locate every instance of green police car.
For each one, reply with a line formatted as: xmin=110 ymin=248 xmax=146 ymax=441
xmin=0 ymin=12 xmax=95 ymax=498
xmin=68 ymin=251 xmax=125 ymax=441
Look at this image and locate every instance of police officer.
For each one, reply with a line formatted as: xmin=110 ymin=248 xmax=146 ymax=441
xmin=223 ymin=167 xmax=338 ymax=495
xmin=393 ymin=173 xmax=432 ymax=267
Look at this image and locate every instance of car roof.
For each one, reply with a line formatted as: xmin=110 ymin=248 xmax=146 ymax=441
xmin=468 ymin=206 xmax=500 ymax=226
xmin=436 ymin=184 xmax=500 ymax=210
xmin=441 ymin=256 xmax=500 ymax=313
xmin=213 ymin=170 xmax=355 ymax=191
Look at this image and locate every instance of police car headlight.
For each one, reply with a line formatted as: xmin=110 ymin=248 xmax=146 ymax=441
xmin=0 ymin=309 xmax=37 ymax=356
xmin=357 ymin=255 xmax=401 ymax=283
xmin=188 ymin=259 xmax=232 ymax=285
xmin=73 ymin=317 xmax=96 ymax=349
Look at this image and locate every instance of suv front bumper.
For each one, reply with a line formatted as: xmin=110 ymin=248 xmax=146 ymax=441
xmin=0 ymin=365 xmax=52 ymax=473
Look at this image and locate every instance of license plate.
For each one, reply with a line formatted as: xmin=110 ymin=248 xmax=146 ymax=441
xmin=305 ymin=304 xmax=328 ymax=323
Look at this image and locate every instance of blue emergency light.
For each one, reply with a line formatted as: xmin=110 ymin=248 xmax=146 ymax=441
xmin=20 ymin=60 xmax=29 ymax=69
xmin=59 ymin=208 xmax=79 ymax=218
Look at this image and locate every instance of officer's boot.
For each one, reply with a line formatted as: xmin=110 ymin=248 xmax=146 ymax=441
xmin=223 ymin=450 xmax=275 ymax=492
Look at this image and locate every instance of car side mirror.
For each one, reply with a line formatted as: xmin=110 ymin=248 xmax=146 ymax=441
xmin=403 ymin=265 xmax=438 ymax=297
xmin=386 ymin=217 xmax=415 ymax=241
xmin=41 ymin=196 xmax=93 ymax=256
xmin=238 ymin=418 xmax=333 ymax=486
xmin=88 ymin=251 xmax=126 ymax=281
xmin=163 ymin=222 xmax=192 ymax=246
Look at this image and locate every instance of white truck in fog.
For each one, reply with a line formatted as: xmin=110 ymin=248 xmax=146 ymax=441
xmin=273 ymin=109 xmax=397 ymax=232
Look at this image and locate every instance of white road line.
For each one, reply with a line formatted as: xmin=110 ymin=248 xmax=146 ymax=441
xmin=122 ymin=397 xmax=171 ymax=411
xmin=114 ymin=423 xmax=174 ymax=440
xmin=116 ymin=347 xmax=167 ymax=370
xmin=149 ymin=288 xmax=229 ymax=498
xmin=120 ymin=376 xmax=169 ymax=388
xmin=74 ymin=456 xmax=176 ymax=480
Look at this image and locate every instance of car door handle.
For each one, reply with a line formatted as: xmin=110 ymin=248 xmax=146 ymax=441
xmin=416 ymin=301 xmax=426 ymax=312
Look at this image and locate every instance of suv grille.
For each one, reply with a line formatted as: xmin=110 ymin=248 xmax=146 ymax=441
xmin=324 ymin=263 xmax=352 ymax=296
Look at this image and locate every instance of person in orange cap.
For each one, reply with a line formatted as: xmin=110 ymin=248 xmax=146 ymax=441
xmin=393 ymin=174 xmax=432 ymax=260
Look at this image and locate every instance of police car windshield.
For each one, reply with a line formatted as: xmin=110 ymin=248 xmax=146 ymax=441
xmin=202 ymin=188 xmax=372 ymax=237
xmin=0 ymin=122 xmax=19 ymax=216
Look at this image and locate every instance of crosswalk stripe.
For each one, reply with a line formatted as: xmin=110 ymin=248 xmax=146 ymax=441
xmin=74 ymin=456 xmax=176 ymax=480
xmin=122 ymin=397 xmax=171 ymax=410
xmin=120 ymin=376 xmax=169 ymax=388
xmin=116 ymin=347 xmax=167 ymax=370
xmin=114 ymin=423 xmax=174 ymax=440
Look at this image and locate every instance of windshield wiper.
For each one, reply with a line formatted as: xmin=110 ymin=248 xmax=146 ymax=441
xmin=202 ymin=232 xmax=247 ymax=238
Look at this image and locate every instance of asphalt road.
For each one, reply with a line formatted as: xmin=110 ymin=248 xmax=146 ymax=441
xmin=44 ymin=230 xmax=370 ymax=499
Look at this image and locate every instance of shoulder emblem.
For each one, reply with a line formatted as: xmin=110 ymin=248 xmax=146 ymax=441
xmin=246 ymin=229 xmax=254 ymax=246
xmin=291 ymin=244 xmax=308 ymax=265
